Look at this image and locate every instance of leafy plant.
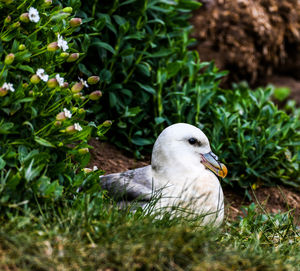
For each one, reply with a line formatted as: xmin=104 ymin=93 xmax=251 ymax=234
xmin=0 ymin=0 xmax=108 ymax=206
xmin=78 ymin=0 xmax=299 ymax=190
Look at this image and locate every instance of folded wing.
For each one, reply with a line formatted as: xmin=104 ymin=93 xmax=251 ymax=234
xmin=99 ymin=165 xmax=153 ymax=202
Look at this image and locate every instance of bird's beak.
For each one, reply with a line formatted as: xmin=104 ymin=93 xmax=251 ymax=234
xmin=201 ymin=152 xmax=227 ymax=178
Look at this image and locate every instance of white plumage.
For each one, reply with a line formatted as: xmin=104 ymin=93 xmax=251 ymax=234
xmin=100 ymin=123 xmax=227 ymax=225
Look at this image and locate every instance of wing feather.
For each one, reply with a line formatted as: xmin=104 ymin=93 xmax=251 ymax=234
xmin=99 ymin=165 xmax=153 ymax=201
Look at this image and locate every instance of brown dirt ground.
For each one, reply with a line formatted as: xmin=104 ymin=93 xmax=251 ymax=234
xmin=89 ymin=138 xmax=300 ymax=224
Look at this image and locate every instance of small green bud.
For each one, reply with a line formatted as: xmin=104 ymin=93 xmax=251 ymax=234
xmin=58 ymin=142 xmax=64 ymax=147
xmin=20 ymin=13 xmax=29 ymax=23
xmin=71 ymin=82 xmax=83 ymax=93
xmin=62 ymin=7 xmax=73 ymax=13
xmin=30 ymin=74 xmax=41 ymax=84
xmin=78 ymin=148 xmax=89 ymax=154
xmin=65 ymin=125 xmax=76 ymax=133
xmin=0 ymin=88 xmax=8 ymax=97
xmin=71 ymin=106 xmax=78 ymax=113
xmin=4 ymin=16 xmax=11 ymax=24
xmin=60 ymin=52 xmax=69 ymax=58
xmin=47 ymin=42 xmax=59 ymax=51
xmin=89 ymin=90 xmax=102 ymax=101
xmin=28 ymin=90 xmax=34 ymax=96
xmin=12 ymin=22 xmax=20 ymax=28
xmin=69 ymin=17 xmax=82 ymax=27
xmin=66 ymin=53 xmax=79 ymax=62
xmin=73 ymin=92 xmax=82 ymax=100
xmin=5 ymin=53 xmax=15 ymax=65
xmin=54 ymin=121 xmax=62 ymax=126
xmin=47 ymin=78 xmax=58 ymax=88
xmin=44 ymin=0 xmax=52 ymax=6
xmin=56 ymin=112 xmax=66 ymax=121
xmin=3 ymin=0 xmax=13 ymax=4
xmin=78 ymin=108 xmax=85 ymax=114
xmin=87 ymin=76 xmax=100 ymax=85
xmin=18 ymin=44 xmax=26 ymax=51
xmin=103 ymin=120 xmax=112 ymax=127
xmin=22 ymin=82 xmax=29 ymax=89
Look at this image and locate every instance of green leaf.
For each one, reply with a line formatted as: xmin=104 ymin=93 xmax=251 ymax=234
xmin=34 ymin=136 xmax=55 ymax=148
xmin=25 ymin=159 xmax=44 ymax=181
xmin=136 ymin=82 xmax=156 ymax=95
xmin=91 ymin=41 xmax=115 ymax=54
xmin=131 ymin=137 xmax=153 ymax=146
xmin=0 ymin=157 xmax=6 ymax=170
xmin=18 ymin=65 xmax=35 ymax=73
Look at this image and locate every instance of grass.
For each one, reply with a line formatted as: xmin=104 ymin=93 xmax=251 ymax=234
xmin=0 ymin=194 xmax=299 ymax=270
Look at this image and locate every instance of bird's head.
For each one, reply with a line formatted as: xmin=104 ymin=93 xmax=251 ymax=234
xmin=151 ymin=123 xmax=227 ymax=178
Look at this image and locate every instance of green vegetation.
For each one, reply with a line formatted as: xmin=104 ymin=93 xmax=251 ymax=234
xmin=78 ymin=0 xmax=300 ymax=189
xmin=0 ymin=0 xmax=109 ymax=207
xmin=0 ymin=0 xmax=299 ymax=269
xmin=0 ymin=198 xmax=299 ymax=270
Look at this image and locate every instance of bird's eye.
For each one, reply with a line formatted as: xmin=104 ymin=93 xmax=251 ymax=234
xmin=188 ymin=138 xmax=197 ymax=145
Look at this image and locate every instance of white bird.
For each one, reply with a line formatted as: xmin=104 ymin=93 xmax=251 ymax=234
xmin=100 ymin=123 xmax=227 ymax=225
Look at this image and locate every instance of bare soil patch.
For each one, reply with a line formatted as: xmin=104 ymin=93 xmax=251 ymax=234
xmin=89 ymin=139 xmax=300 ymax=223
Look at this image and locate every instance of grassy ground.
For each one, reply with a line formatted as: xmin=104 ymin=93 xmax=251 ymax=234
xmin=0 ymin=194 xmax=299 ymax=270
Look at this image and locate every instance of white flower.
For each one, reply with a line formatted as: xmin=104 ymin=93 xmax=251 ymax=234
xmin=93 ymin=166 xmax=98 ymax=171
xmin=28 ymin=7 xmax=40 ymax=23
xmin=63 ymin=108 xmax=72 ymax=119
xmin=2 ymin=82 xmax=15 ymax=92
xmin=55 ymin=74 xmax=64 ymax=87
xmin=74 ymin=123 xmax=82 ymax=131
xmin=57 ymin=34 xmax=69 ymax=52
xmin=78 ymin=77 xmax=88 ymax=88
xmin=36 ymin=68 xmax=49 ymax=82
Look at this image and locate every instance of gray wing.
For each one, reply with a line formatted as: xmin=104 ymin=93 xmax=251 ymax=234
xmin=99 ymin=165 xmax=153 ymax=202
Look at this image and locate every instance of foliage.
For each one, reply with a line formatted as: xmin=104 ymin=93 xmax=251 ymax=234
xmin=77 ymin=0 xmax=300 ymax=189
xmin=0 ymin=0 xmax=108 ymax=207
xmin=0 ymin=196 xmax=299 ymax=270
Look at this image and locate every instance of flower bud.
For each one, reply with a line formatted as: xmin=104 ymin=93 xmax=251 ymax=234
xmin=28 ymin=90 xmax=34 ymax=96
xmin=47 ymin=78 xmax=58 ymax=88
xmin=80 ymin=96 xmax=86 ymax=101
xmin=30 ymin=74 xmax=41 ymax=84
xmin=89 ymin=90 xmax=102 ymax=101
xmin=44 ymin=0 xmax=52 ymax=6
xmin=82 ymin=168 xmax=92 ymax=173
xmin=71 ymin=106 xmax=78 ymax=113
xmin=18 ymin=44 xmax=26 ymax=51
xmin=69 ymin=18 xmax=82 ymax=27
xmin=56 ymin=112 xmax=66 ymax=121
xmin=5 ymin=53 xmax=15 ymax=65
xmin=66 ymin=53 xmax=79 ymax=62
xmin=20 ymin=13 xmax=30 ymax=23
xmin=62 ymin=7 xmax=73 ymax=13
xmin=78 ymin=148 xmax=89 ymax=154
xmin=71 ymin=82 xmax=83 ymax=93
xmin=4 ymin=16 xmax=11 ymax=24
xmin=58 ymin=142 xmax=64 ymax=147
xmin=12 ymin=22 xmax=21 ymax=28
xmin=60 ymin=52 xmax=69 ymax=58
xmin=60 ymin=82 xmax=68 ymax=89
xmin=65 ymin=125 xmax=76 ymax=133
xmin=54 ymin=121 xmax=62 ymax=126
xmin=87 ymin=76 xmax=100 ymax=85
xmin=0 ymin=88 xmax=8 ymax=97
xmin=103 ymin=120 xmax=112 ymax=127
xmin=78 ymin=108 xmax=85 ymax=114
xmin=72 ymin=92 xmax=82 ymax=100
xmin=22 ymin=82 xmax=29 ymax=89
xmin=47 ymin=42 xmax=59 ymax=51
